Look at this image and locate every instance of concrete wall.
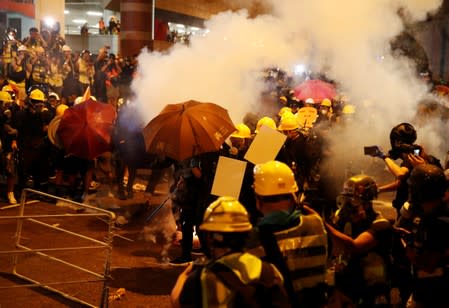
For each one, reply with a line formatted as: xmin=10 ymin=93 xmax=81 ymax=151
xmin=34 ymin=0 xmax=65 ymax=37
xmin=65 ymin=34 xmax=119 ymax=55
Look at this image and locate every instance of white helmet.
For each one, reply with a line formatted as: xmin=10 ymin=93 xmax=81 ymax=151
xmin=305 ymin=98 xmax=315 ymax=105
xmin=17 ymin=45 xmax=28 ymax=52
xmin=62 ymin=45 xmax=72 ymax=52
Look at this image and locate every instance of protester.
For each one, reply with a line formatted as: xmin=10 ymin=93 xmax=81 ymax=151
xmin=397 ymin=164 xmax=449 ymax=307
xmin=251 ymin=160 xmax=328 ymax=307
xmin=171 ymin=196 xmax=290 ymax=308
xmin=323 ymin=174 xmax=394 ymax=307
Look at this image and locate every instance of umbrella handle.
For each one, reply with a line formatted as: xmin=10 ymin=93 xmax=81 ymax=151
xmin=145 ymin=197 xmax=170 ymax=223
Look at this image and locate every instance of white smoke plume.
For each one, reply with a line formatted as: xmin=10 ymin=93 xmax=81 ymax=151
xmin=131 ymin=0 xmax=444 ymax=191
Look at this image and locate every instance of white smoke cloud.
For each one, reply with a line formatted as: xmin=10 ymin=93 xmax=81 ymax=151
xmin=131 ymin=0 xmax=444 ymax=190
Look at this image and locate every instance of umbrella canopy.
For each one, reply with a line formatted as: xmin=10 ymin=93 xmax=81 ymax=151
xmin=143 ymin=100 xmax=236 ymax=161
xmin=57 ymin=98 xmax=117 ymax=160
xmin=294 ymin=79 xmax=337 ymax=102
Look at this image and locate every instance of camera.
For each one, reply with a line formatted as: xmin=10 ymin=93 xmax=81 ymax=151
xmin=364 ymin=146 xmax=380 ymax=156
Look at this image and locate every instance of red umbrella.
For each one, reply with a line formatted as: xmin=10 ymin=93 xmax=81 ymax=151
xmin=294 ymin=79 xmax=337 ymax=102
xmin=143 ymin=100 xmax=236 ymax=161
xmin=57 ymin=98 xmax=117 ymax=160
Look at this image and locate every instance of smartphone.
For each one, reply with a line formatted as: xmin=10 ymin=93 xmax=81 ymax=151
xmin=364 ymin=146 xmax=379 ymax=156
xmin=414 ymin=148 xmax=420 ymax=156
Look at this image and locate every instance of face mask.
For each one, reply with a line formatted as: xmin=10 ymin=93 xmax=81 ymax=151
xmin=321 ymin=109 xmax=328 ymax=115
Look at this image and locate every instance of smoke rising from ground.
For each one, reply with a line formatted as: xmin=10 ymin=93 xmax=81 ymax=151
xmin=132 ymin=0 xmax=444 ymax=188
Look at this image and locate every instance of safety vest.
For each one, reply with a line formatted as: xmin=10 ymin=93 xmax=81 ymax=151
xmin=48 ymin=63 xmax=63 ymax=88
xmin=200 ymin=252 xmax=277 ymax=308
xmin=31 ymin=61 xmax=48 ymax=84
xmin=77 ymin=59 xmax=93 ymax=85
xmin=274 ymin=213 xmax=328 ymax=292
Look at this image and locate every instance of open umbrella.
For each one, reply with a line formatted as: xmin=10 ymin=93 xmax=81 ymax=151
xmin=294 ymin=79 xmax=337 ymax=102
xmin=57 ymin=98 xmax=117 ymax=160
xmin=143 ymin=100 xmax=236 ymax=161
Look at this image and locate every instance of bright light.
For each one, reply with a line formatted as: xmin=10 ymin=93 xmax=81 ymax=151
xmin=44 ymin=17 xmax=55 ymax=27
xmin=87 ymin=11 xmax=103 ymax=17
xmin=294 ymin=64 xmax=306 ymax=75
xmin=176 ymin=24 xmax=185 ymax=28
xmin=73 ymin=19 xmax=87 ymax=24
xmin=190 ymin=26 xmax=200 ymax=31
xmin=64 ymin=10 xmax=70 ymax=15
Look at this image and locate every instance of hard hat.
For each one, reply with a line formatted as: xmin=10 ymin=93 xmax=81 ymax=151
xmin=35 ymin=46 xmax=45 ymax=53
xmin=278 ymin=106 xmax=292 ymax=117
xmin=2 ymin=85 xmax=14 ymax=93
xmin=279 ymin=96 xmax=288 ymax=104
xmin=255 ymin=116 xmax=276 ymax=133
xmin=230 ymin=123 xmax=251 ymax=139
xmin=408 ymin=164 xmax=446 ymax=204
xmin=62 ymin=45 xmax=72 ymax=52
xmin=253 ymin=161 xmax=298 ymax=196
xmin=29 ymin=89 xmax=46 ymax=102
xmin=278 ymin=114 xmax=299 ymax=131
xmin=17 ymin=45 xmax=28 ymax=52
xmin=0 ymin=91 xmax=13 ymax=103
xmin=321 ymin=98 xmax=332 ymax=107
xmin=48 ymin=92 xmax=60 ymax=100
xmin=305 ymin=98 xmax=315 ymax=105
xmin=55 ymin=104 xmax=69 ymax=117
xmin=199 ymin=196 xmax=252 ymax=232
xmin=342 ymin=104 xmax=355 ymax=114
xmin=341 ymin=174 xmax=378 ymax=201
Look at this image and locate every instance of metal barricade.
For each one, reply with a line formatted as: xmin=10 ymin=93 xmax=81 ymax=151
xmin=0 ymin=188 xmax=116 ymax=308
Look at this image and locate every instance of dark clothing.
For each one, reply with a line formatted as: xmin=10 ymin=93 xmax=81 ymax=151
xmin=398 ymin=202 xmax=449 ymax=307
xmin=334 ymin=210 xmax=393 ymax=307
xmin=276 ymin=133 xmax=308 ymax=190
xmin=12 ymin=108 xmax=52 ymax=189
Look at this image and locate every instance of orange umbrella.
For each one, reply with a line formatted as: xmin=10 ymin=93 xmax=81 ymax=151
xmin=143 ymin=100 xmax=236 ymax=161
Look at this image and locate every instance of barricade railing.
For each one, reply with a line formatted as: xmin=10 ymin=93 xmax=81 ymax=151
xmin=0 ymin=188 xmax=116 ymax=308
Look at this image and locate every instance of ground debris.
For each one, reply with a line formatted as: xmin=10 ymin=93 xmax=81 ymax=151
xmin=108 ymin=287 xmax=126 ymax=302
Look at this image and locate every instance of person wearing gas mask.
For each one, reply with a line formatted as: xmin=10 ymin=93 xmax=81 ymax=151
xmin=370 ymin=123 xmax=441 ymax=217
xmin=323 ymin=174 xmax=394 ymax=307
xmin=396 ymin=164 xmax=449 ymax=308
xmin=171 ymin=196 xmax=289 ymax=308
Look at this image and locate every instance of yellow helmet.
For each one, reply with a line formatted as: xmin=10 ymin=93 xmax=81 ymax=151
xmin=253 ymin=161 xmax=298 ymax=196
xmin=199 ymin=196 xmax=253 ymax=232
xmin=321 ymin=98 xmax=332 ymax=107
xmin=255 ymin=116 xmax=276 ymax=133
xmin=29 ymin=89 xmax=46 ymax=102
xmin=2 ymin=85 xmax=14 ymax=93
xmin=0 ymin=91 xmax=13 ymax=103
xmin=56 ymin=104 xmax=69 ymax=117
xmin=278 ymin=114 xmax=299 ymax=131
xmin=230 ymin=123 xmax=251 ymax=139
xmin=342 ymin=104 xmax=355 ymax=114
xmin=278 ymin=106 xmax=292 ymax=117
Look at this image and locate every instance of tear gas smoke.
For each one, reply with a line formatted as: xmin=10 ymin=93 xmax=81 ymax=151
xmin=132 ymin=0 xmax=444 ymax=194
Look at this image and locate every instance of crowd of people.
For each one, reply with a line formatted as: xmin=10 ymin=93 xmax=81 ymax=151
xmin=0 ymin=26 xmax=138 ymax=203
xmin=1 ymin=25 xmax=449 ymax=307
xmin=169 ymin=119 xmax=449 ymax=307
